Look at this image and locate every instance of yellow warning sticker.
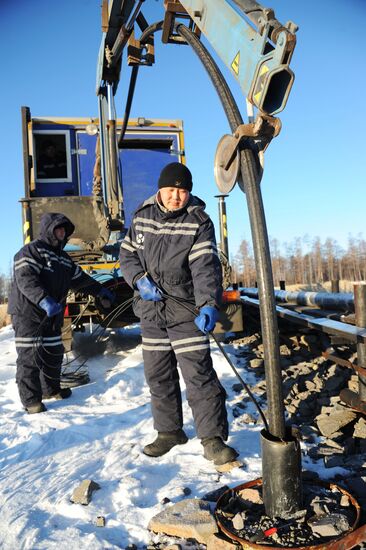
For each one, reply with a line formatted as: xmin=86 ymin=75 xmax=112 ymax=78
xmin=231 ymin=51 xmax=240 ymax=75
xmin=253 ymin=64 xmax=270 ymax=105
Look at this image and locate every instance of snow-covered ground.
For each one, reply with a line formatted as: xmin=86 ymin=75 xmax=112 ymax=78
xmin=0 ymin=323 xmax=332 ymax=549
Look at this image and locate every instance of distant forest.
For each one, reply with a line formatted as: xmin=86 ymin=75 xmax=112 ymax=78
xmin=232 ymin=234 xmax=366 ymax=288
xmin=2 ymin=234 xmax=366 ymax=303
xmin=0 ymin=273 xmax=11 ymax=304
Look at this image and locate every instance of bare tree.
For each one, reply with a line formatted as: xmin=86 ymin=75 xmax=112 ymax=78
xmin=270 ymin=237 xmax=285 ymax=285
xmin=324 ymin=237 xmax=337 ymax=281
xmin=234 ymin=239 xmax=255 ymax=287
xmin=311 ymin=237 xmax=323 ymax=283
xmin=234 ymin=233 xmax=366 ymax=288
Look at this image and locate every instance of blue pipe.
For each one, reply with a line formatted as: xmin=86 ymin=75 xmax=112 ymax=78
xmin=240 ymin=288 xmax=354 ymax=312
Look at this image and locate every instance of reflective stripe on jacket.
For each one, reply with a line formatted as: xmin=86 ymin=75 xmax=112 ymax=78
xmin=119 ymin=194 xmax=222 ymax=326
xmin=8 ymin=213 xmax=101 ymax=318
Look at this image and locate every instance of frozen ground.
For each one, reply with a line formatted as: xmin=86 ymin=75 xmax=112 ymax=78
xmin=0 ymin=323 xmax=333 ymax=549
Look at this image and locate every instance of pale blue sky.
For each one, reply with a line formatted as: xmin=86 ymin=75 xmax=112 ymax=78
xmin=1 ymin=0 xmax=365 ymax=273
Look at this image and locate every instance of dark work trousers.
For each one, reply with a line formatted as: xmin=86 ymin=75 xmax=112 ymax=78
xmin=141 ymin=318 xmax=228 ymax=440
xmin=12 ymin=314 xmax=64 ymax=407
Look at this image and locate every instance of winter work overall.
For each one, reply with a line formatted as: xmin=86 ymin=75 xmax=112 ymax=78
xmin=8 ymin=212 xmax=103 ymax=409
xmin=141 ymin=319 xmax=228 ymax=439
xmin=120 ymin=190 xmax=229 ymax=440
xmin=12 ymin=314 xmax=64 ymax=406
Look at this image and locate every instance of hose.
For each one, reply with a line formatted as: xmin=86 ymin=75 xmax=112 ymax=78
xmin=176 ymin=24 xmax=243 ymax=132
xmin=176 ymin=23 xmax=285 ymax=439
xmin=118 ymin=65 xmax=139 ymax=147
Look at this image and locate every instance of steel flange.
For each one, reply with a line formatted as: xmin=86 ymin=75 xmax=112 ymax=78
xmin=214 ymin=134 xmax=240 ymax=193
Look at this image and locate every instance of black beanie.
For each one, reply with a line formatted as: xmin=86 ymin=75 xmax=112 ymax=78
xmin=158 ymin=162 xmax=193 ymax=192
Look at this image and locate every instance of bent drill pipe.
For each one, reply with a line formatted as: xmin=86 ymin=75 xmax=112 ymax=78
xmin=239 ymin=148 xmax=302 ymax=517
xmin=176 ymin=22 xmax=302 ymax=517
xmin=241 ymin=287 xmax=355 ymax=312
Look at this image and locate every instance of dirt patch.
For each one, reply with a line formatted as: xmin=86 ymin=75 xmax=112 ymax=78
xmin=0 ymin=304 xmax=10 ymax=327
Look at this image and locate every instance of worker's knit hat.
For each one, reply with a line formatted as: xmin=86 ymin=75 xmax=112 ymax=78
xmin=158 ymin=162 xmax=193 ymax=192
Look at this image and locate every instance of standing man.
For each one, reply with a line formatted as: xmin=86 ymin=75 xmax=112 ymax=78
xmin=120 ymin=162 xmax=238 ymax=465
xmin=8 ymin=212 xmax=115 ymax=414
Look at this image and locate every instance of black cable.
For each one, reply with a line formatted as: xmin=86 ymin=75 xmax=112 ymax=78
xmin=33 ymin=297 xmax=134 ymax=382
xmin=118 ymin=65 xmax=139 ymax=147
xmin=31 ymin=276 xmax=134 ymax=380
xmin=139 ymin=20 xmax=163 ymax=44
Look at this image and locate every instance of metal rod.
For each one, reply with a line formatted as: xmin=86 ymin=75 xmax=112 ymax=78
xmin=125 ymin=0 xmax=145 ymax=32
xmin=107 ymin=119 xmax=119 ymax=218
xmin=246 ymin=98 xmax=255 ymax=123
xmin=109 ymin=0 xmax=144 ymax=66
xmin=107 ymin=83 xmax=114 ymax=120
xmin=243 ymin=296 xmax=366 ymax=343
xmin=354 ymin=283 xmax=366 ymax=401
xmin=97 ymin=95 xmax=108 ymax=205
xmin=216 ymin=194 xmax=229 ymax=260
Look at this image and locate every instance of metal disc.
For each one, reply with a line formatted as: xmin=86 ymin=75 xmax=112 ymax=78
xmin=214 ymin=134 xmax=240 ymax=193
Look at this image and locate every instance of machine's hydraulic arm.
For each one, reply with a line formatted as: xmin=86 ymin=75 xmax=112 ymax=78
xmin=165 ymin=0 xmax=297 ymax=115
xmin=98 ymin=1 xmax=297 ymax=116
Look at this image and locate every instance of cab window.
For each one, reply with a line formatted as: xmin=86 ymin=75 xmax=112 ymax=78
xmin=34 ymin=131 xmax=71 ymax=181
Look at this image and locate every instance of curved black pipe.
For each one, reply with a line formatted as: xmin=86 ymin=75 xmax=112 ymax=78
xmin=140 ymin=20 xmax=163 ymax=44
xmin=120 ymin=18 xmax=286 ymax=439
xmin=176 ymin=24 xmax=243 ymax=132
xmin=176 ymin=23 xmax=285 ymax=439
xmin=118 ymin=65 xmax=139 ymax=147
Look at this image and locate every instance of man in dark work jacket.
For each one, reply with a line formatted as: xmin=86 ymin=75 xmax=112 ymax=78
xmin=8 ymin=212 xmax=114 ymax=414
xmin=120 ymin=162 xmax=238 ymax=465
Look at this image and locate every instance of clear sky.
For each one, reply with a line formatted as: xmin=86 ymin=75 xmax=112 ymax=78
xmin=1 ymin=0 xmax=365 ymax=274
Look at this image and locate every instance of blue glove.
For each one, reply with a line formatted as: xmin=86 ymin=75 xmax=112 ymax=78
xmin=136 ymin=275 xmax=162 ymax=301
xmin=194 ymin=306 xmax=219 ymax=334
xmin=97 ymin=287 xmax=116 ymax=308
xmin=39 ymin=296 xmax=63 ymax=318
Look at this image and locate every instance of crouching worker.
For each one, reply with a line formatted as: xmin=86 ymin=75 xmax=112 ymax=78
xmin=8 ymin=212 xmax=115 ymax=414
xmin=120 ymin=162 xmax=238 ymax=465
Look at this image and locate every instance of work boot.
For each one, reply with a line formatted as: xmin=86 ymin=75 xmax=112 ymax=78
xmin=143 ymin=429 xmax=188 ymax=457
xmin=42 ymin=388 xmax=72 ymax=400
xmin=26 ymin=402 xmax=47 ymax=414
xmin=201 ymin=437 xmax=238 ymax=465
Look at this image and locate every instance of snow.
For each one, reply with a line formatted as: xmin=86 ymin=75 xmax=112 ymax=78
xmin=0 ymin=323 xmax=329 ymax=549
